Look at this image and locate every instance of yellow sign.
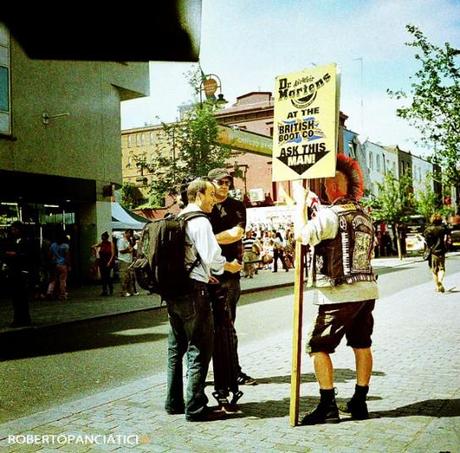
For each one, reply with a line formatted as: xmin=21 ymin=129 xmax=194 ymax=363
xmin=272 ymin=64 xmax=340 ymax=181
xmin=218 ymin=126 xmax=272 ymax=156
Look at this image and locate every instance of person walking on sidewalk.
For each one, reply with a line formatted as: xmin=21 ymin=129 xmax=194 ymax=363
xmin=208 ymin=167 xmax=256 ymax=386
xmin=3 ymin=221 xmax=35 ymax=327
xmin=165 ymin=178 xmax=242 ymax=422
xmin=272 ymin=230 xmax=289 ymax=272
xmin=92 ymin=231 xmax=115 ymax=296
xmin=117 ymin=230 xmax=135 ymax=297
xmin=294 ymin=154 xmax=379 ymax=425
xmin=47 ymin=231 xmax=71 ymax=301
xmin=423 ymin=213 xmax=449 ymax=293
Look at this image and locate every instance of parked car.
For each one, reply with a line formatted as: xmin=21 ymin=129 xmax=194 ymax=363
xmin=449 ymin=225 xmax=460 ymax=250
xmin=405 ymin=233 xmax=426 ymax=256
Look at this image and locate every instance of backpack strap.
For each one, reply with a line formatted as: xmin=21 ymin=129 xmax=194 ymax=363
xmin=178 ymin=210 xmax=210 ymax=275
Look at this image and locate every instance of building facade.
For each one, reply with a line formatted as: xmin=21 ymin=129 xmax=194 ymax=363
xmin=0 ymin=23 xmax=149 ymax=282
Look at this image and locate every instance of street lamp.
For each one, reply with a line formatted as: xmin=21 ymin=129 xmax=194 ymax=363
xmin=199 ymin=73 xmax=228 ymax=108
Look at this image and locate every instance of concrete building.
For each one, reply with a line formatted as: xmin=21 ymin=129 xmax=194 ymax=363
xmin=0 ymin=22 xmax=149 ymax=282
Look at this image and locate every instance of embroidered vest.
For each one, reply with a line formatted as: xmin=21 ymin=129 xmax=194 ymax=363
xmin=314 ymin=200 xmax=376 ymax=287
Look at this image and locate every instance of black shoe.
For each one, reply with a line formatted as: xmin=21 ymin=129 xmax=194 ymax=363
xmin=339 ymin=398 xmax=369 ymax=420
xmin=300 ymin=401 xmax=340 ymax=425
xmin=186 ymin=407 xmax=226 ymax=422
xmin=165 ymin=407 xmax=185 ymax=415
xmin=237 ymin=372 xmax=257 ymax=386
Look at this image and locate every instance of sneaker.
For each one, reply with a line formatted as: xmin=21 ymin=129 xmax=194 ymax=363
xmin=339 ymin=398 xmax=369 ymax=420
xmin=300 ymin=401 xmax=340 ymax=425
xmin=438 ymin=283 xmax=445 ymax=293
xmin=186 ymin=407 xmax=226 ymax=422
xmin=220 ymin=402 xmax=242 ymax=414
xmin=124 ymin=293 xmax=132 ymax=297
xmin=237 ymin=372 xmax=257 ymax=386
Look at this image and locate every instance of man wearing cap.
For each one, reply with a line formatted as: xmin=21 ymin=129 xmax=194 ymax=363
xmin=207 ymin=167 xmax=257 ymax=389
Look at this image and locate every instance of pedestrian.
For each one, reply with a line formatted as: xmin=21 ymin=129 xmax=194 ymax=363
xmin=242 ymin=230 xmax=258 ymax=278
xmin=272 ymin=230 xmax=289 ymax=272
xmin=117 ymin=230 xmax=135 ymax=297
xmin=423 ymin=213 xmax=448 ymax=293
xmin=3 ymin=221 xmax=35 ymax=327
xmin=126 ymin=228 xmax=140 ymax=295
xmin=164 ymin=178 xmax=242 ymax=421
xmin=208 ymin=167 xmax=257 ymax=386
xmin=47 ymin=230 xmax=71 ymax=301
xmin=294 ymin=154 xmax=378 ymax=425
xmin=92 ymin=231 xmax=115 ymax=296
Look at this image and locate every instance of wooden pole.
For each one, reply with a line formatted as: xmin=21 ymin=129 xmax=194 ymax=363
xmin=289 ymin=239 xmax=305 ymax=426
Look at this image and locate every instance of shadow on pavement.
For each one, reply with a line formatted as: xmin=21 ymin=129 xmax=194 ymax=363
xmin=357 ymin=398 xmax=460 ymax=420
xmin=0 ymin=310 xmax=169 ymax=361
xmin=234 ymin=397 xmax=458 ymax=421
xmin=256 ymin=369 xmax=386 ymax=385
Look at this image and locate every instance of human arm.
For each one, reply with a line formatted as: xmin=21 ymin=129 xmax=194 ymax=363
xmin=214 ymin=199 xmax=246 ymax=245
xmin=215 ymin=226 xmax=245 ymax=245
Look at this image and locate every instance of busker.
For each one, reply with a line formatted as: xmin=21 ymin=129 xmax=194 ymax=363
xmin=165 ymin=178 xmax=242 ymax=422
xmin=294 ymin=154 xmax=379 ymax=425
xmin=208 ymin=168 xmax=257 ymax=387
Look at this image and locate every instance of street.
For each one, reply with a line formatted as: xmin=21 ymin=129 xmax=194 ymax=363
xmin=0 ymin=255 xmax=459 ymax=452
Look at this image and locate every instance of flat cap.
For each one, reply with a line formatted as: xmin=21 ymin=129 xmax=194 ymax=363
xmin=207 ymin=168 xmax=232 ymax=181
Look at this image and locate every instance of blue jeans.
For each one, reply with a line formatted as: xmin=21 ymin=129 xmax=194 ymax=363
xmin=165 ymin=280 xmax=214 ymax=418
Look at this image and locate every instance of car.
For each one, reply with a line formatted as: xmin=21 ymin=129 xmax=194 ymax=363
xmin=405 ymin=233 xmax=426 ymax=256
xmin=449 ymin=225 xmax=460 ymax=250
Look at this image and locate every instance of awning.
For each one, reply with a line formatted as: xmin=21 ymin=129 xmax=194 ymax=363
xmin=111 ymin=202 xmax=148 ymax=231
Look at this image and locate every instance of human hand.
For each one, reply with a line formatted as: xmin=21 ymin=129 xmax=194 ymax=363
xmin=224 ymin=259 xmax=243 ymax=274
xmin=208 ymin=275 xmax=220 ymax=285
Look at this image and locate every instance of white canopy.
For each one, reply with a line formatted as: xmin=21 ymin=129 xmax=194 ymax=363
xmin=111 ymin=202 xmax=147 ymax=231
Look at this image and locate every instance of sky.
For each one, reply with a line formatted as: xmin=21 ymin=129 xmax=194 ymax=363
xmin=120 ymin=0 xmax=460 ymax=158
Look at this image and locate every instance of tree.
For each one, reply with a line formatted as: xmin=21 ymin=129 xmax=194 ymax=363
xmin=414 ymin=173 xmax=438 ymax=222
xmin=387 ymin=25 xmax=460 ymax=211
xmin=368 ymin=173 xmax=414 ymax=259
xmin=137 ymin=70 xmax=232 ymax=208
xmin=120 ymin=182 xmax=144 ymax=210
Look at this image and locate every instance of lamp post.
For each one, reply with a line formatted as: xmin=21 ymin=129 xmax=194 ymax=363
xmin=199 ymin=73 xmax=228 ymax=108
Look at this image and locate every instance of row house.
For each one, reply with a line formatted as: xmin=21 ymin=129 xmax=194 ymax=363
xmin=361 ymin=141 xmax=441 ymax=199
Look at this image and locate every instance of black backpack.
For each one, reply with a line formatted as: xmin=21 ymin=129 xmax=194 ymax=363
xmin=130 ymin=211 xmax=208 ymax=299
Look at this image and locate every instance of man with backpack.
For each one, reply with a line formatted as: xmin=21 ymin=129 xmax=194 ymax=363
xmin=165 ymin=178 xmax=242 ymax=422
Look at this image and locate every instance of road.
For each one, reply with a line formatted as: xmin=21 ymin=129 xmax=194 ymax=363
xmin=0 ymin=255 xmax=458 ymax=424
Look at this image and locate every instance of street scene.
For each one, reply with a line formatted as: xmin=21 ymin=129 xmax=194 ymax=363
xmin=0 ymin=255 xmax=459 ymax=451
xmin=1 ymin=1 xmax=460 ymax=452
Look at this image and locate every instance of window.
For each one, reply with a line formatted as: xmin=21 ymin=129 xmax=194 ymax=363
xmin=376 ymin=154 xmax=381 ymax=172
xmin=369 ymin=152 xmax=373 ymax=170
xmin=0 ymin=23 xmax=11 ymax=135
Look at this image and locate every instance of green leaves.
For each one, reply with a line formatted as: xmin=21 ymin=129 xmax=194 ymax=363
xmin=388 ymin=25 xmax=460 ymax=190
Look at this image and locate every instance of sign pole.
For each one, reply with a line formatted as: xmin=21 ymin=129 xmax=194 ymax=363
xmin=289 ymin=239 xmax=305 ymax=426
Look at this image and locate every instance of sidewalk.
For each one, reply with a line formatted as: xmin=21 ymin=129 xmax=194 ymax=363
xmin=0 ymin=256 xmax=458 ymax=452
xmin=0 ymin=256 xmax=419 ymax=333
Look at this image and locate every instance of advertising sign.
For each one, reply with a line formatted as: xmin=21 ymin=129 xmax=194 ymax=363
xmin=272 ymin=64 xmax=340 ymax=182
